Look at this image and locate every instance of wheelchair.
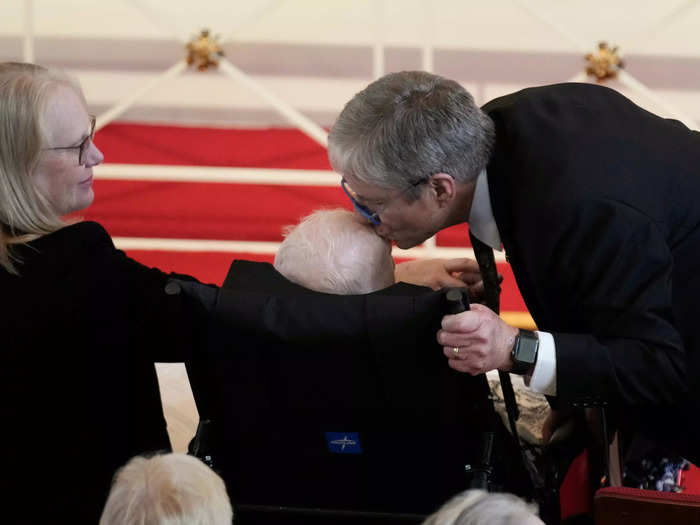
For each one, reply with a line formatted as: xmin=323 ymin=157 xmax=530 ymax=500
xmin=180 ymin=260 xmax=534 ymax=524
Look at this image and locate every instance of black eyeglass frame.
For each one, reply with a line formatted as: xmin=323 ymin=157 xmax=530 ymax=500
xmin=44 ymin=114 xmax=96 ymax=166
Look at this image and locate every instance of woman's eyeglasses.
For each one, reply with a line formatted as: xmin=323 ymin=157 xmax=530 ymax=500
xmin=44 ymin=115 xmax=96 ymax=166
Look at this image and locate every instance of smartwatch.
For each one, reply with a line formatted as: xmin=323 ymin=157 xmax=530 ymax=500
xmin=510 ymin=329 xmax=539 ymax=375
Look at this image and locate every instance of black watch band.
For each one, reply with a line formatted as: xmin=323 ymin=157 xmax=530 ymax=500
xmin=510 ymin=329 xmax=539 ymax=375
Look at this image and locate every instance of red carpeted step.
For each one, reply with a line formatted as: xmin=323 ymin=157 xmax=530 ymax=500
xmin=436 ymin=223 xmax=469 ymax=246
xmin=126 ymin=250 xmax=274 ymax=285
xmin=86 ymin=180 xmax=349 ymax=241
xmin=95 ymin=124 xmax=331 ymax=169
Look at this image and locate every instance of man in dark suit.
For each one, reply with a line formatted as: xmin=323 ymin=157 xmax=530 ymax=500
xmin=327 ymin=71 xmax=700 ymax=464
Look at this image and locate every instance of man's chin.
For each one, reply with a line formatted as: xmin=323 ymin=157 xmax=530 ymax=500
xmin=393 ymin=238 xmax=421 ymax=250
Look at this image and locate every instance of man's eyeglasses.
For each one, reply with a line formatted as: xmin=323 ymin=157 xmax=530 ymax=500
xmin=44 ymin=115 xmax=96 ymax=166
xmin=341 ymin=177 xmax=426 ymax=226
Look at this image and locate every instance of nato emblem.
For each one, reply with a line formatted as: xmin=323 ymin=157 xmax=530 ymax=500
xmin=325 ymin=432 xmax=362 ymax=454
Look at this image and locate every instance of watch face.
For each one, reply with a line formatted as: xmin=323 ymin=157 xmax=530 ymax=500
xmin=511 ymin=330 xmax=539 ymax=375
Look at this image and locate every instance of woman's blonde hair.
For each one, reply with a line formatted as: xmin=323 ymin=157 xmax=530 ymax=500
xmin=99 ymin=453 xmax=234 ymax=525
xmin=0 ymin=62 xmax=80 ymax=274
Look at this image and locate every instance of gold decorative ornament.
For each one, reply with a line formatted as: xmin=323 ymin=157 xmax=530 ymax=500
xmin=585 ymin=41 xmax=624 ymax=82
xmin=186 ymin=29 xmax=224 ymax=71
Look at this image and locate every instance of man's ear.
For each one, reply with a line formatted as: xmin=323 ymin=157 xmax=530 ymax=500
xmin=429 ymin=173 xmax=456 ymax=207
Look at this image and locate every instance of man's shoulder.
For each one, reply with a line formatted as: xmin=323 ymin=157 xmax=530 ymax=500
xmin=482 ymin=82 xmax=622 ymax=114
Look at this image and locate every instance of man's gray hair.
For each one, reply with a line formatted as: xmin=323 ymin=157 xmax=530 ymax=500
xmin=328 ymin=71 xmax=495 ymax=199
xmin=274 ymin=208 xmax=395 ymax=295
xmin=422 ymin=490 xmax=543 ymax=525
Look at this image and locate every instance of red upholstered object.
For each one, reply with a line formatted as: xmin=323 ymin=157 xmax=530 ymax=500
xmin=559 ymin=450 xmax=592 ymax=520
xmin=597 ymin=486 xmax=700 ymax=504
xmin=681 ymin=463 xmax=700 ymax=495
xmin=595 ymin=486 xmax=700 ymax=524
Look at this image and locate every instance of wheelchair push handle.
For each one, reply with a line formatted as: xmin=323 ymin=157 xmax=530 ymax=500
xmin=445 ymin=288 xmax=470 ymax=315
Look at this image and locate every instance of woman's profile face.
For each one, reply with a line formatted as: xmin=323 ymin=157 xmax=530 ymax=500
xmin=33 ymin=84 xmax=104 ymax=216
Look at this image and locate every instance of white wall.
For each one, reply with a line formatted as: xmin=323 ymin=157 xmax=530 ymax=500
xmin=1 ymin=0 xmax=699 ymax=127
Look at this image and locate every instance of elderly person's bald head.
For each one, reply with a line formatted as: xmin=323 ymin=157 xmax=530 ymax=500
xmin=274 ymin=208 xmax=395 ymax=295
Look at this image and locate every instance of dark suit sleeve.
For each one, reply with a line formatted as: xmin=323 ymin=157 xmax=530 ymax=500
xmin=546 ymin=198 xmax=686 ymax=406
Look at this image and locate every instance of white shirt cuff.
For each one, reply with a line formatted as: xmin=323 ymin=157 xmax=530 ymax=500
xmin=525 ymin=330 xmax=557 ymax=396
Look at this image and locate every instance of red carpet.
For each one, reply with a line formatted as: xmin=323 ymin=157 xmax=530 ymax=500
xmin=88 ymin=180 xmax=349 ymax=241
xmin=95 ymin=124 xmax=333 ymax=169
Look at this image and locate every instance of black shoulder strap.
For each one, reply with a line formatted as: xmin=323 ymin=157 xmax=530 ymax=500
xmin=469 ymin=232 xmax=528 ymax=463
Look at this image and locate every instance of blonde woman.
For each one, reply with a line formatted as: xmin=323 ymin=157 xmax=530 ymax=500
xmin=0 ymin=62 xmax=206 ymax=523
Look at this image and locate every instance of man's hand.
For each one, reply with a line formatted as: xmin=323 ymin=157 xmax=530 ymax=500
xmin=395 ymin=258 xmax=482 ymax=291
xmin=437 ymin=304 xmax=519 ymax=374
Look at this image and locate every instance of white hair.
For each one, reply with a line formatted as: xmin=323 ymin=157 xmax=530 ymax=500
xmin=99 ymin=453 xmax=233 ymax=525
xmin=274 ymin=208 xmax=395 ymax=294
xmin=422 ymin=490 xmax=543 ymax=525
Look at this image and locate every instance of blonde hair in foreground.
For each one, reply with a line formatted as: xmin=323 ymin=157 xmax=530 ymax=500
xmin=422 ymin=490 xmax=543 ymax=525
xmin=99 ymin=453 xmax=233 ymax=525
xmin=0 ymin=62 xmax=78 ymax=274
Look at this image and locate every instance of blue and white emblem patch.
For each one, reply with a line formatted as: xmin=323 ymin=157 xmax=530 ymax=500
xmin=325 ymin=432 xmax=362 ymax=454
